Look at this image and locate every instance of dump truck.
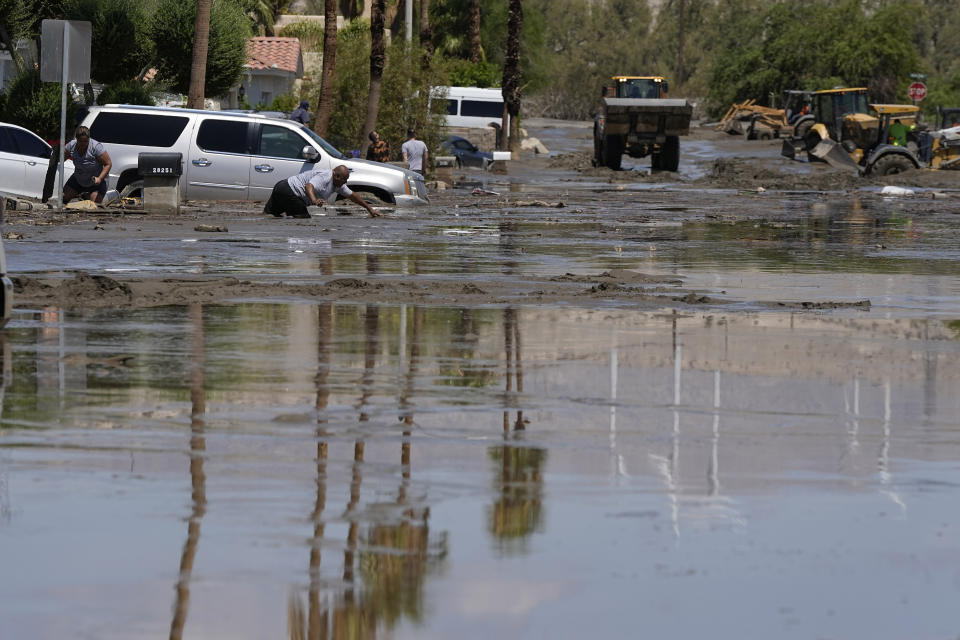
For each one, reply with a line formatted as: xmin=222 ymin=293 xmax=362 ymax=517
xmin=593 ymin=76 xmax=693 ymax=171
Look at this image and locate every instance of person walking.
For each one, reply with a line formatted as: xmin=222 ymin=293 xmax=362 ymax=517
xmin=289 ymin=100 xmax=311 ymax=125
xmin=62 ymin=125 xmax=112 ymax=204
xmin=401 ymin=128 xmax=428 ymax=175
xmin=366 ymin=130 xmax=391 ymax=163
xmin=264 ymin=165 xmax=381 ymax=218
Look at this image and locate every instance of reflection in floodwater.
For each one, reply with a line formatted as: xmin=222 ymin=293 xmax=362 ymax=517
xmin=2 ymin=303 xmax=959 ymax=637
xmin=169 ymin=304 xmax=207 ymax=640
xmin=489 ymin=308 xmax=546 ymax=551
xmin=289 ymin=304 xmax=446 ymax=639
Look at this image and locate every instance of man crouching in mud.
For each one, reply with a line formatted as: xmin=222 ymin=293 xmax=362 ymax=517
xmin=264 ymin=165 xmax=381 ymax=218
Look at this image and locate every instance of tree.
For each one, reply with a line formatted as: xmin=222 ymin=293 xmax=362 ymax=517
xmin=313 ymin=0 xmax=339 ymax=136
xmin=361 ymin=0 xmax=386 ymax=157
xmin=501 ymin=0 xmax=522 ymax=152
xmin=419 ymin=0 xmax=433 ymax=70
xmin=61 ymin=0 xmax=153 ymax=85
xmin=187 ymin=0 xmax=212 ymax=109
xmin=151 ymin=0 xmax=250 ymax=98
xmin=468 ymin=0 xmax=481 ymax=62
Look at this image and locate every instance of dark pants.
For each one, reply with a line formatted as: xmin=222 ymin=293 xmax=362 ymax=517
xmin=264 ymin=179 xmax=309 ymax=218
xmin=64 ymin=173 xmax=107 ymax=200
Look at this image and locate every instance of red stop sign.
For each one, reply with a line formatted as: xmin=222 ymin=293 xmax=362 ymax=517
xmin=908 ymin=82 xmax=927 ymax=101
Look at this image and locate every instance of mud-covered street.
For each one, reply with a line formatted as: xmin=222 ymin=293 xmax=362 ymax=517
xmin=2 ymin=120 xmax=960 ymax=638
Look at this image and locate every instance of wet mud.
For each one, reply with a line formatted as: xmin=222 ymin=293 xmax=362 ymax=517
xmin=2 ymin=118 xmax=959 ymax=639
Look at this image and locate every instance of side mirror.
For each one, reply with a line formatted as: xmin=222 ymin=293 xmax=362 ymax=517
xmin=301 ymin=145 xmax=320 ymax=162
xmin=662 ymin=81 xmax=669 ymax=94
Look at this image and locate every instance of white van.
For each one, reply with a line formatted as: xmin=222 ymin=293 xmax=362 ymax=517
xmin=437 ymin=86 xmax=508 ymax=129
xmin=80 ymin=105 xmax=428 ymax=206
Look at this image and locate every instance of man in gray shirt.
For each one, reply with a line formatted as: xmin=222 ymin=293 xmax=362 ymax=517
xmin=63 ymin=125 xmax=112 ymax=204
xmin=401 ymin=128 xmax=428 ymax=175
xmin=264 ymin=165 xmax=381 ymax=218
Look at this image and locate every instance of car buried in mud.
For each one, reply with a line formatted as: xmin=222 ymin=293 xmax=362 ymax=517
xmin=79 ymin=105 xmax=429 ymax=206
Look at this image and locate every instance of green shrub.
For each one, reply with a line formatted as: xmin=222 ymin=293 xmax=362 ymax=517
xmin=97 ymin=79 xmax=156 ymax=105
xmin=0 ymin=69 xmax=78 ymax=141
xmin=269 ymin=92 xmax=299 ymax=113
xmin=278 ymin=20 xmax=325 ymax=51
xmin=443 ymin=58 xmax=500 ymax=88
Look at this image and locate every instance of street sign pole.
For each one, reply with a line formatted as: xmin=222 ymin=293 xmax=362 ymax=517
xmin=58 ymin=26 xmax=69 ymax=209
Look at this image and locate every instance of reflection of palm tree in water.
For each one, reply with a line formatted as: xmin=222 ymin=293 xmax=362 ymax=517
xmin=488 ymin=308 xmax=546 ymax=550
xmin=290 ymin=304 xmax=445 ymax=638
xmin=170 ymin=304 xmax=207 ymax=640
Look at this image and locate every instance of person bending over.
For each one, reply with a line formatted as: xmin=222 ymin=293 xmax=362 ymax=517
xmin=264 ymin=165 xmax=381 ymax=218
xmin=63 ymin=125 xmax=112 ymax=204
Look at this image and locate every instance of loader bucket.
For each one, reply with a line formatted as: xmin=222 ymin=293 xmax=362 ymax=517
xmin=780 ymin=138 xmax=800 ymax=159
xmin=810 ymin=138 xmax=861 ymax=172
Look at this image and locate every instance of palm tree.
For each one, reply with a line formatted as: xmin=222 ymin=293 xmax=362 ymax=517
xmin=419 ymin=0 xmax=433 ymax=70
xmin=186 ymin=0 xmax=212 ymax=109
xmin=501 ymin=0 xmax=522 ymax=152
xmin=360 ymin=0 xmax=386 ymax=158
xmin=468 ymin=0 xmax=481 ymax=63
xmin=313 ymin=0 xmax=338 ymax=136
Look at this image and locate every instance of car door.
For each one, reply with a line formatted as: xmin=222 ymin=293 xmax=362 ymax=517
xmin=0 ymin=126 xmax=28 ymax=198
xmin=186 ymin=118 xmax=252 ymax=200
xmin=248 ymin=123 xmax=327 ymax=202
xmin=8 ymin=127 xmax=53 ymax=199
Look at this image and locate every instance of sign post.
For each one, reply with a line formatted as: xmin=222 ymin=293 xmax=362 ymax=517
xmin=40 ymin=20 xmax=91 ymax=209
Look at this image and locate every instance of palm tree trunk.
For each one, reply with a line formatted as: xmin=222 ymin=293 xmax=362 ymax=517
xmin=313 ymin=0 xmax=338 ymax=136
xmin=360 ymin=0 xmax=386 ymax=158
xmin=186 ymin=0 xmax=212 ymax=109
xmin=501 ymin=0 xmax=522 ymax=152
xmin=468 ymin=0 xmax=481 ymax=63
xmin=419 ymin=0 xmax=432 ymax=70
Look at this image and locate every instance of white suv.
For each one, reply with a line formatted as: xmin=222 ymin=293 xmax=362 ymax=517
xmin=80 ymin=105 xmax=429 ymax=205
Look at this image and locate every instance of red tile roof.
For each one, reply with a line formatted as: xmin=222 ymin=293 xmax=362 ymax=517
xmin=246 ymin=37 xmax=302 ymax=74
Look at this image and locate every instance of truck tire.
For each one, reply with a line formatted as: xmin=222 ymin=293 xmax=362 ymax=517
xmin=602 ymin=135 xmax=623 ymax=170
xmin=869 ymin=154 xmax=915 ymax=176
xmin=661 ymin=136 xmax=680 ymax=172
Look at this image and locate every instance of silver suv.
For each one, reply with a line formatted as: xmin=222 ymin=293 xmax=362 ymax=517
xmin=80 ymin=105 xmax=428 ymax=205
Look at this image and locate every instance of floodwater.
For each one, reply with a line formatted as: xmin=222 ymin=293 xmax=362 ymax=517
xmin=2 ymin=120 xmax=960 ymax=639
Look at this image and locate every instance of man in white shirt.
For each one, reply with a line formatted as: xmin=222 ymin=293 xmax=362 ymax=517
xmin=401 ymin=128 xmax=428 ymax=175
xmin=264 ymin=165 xmax=381 ymax=218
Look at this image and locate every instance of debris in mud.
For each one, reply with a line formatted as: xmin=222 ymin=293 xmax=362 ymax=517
xmin=325 ymin=278 xmax=369 ymax=289
xmin=461 ymin=284 xmax=486 ymax=294
xmin=60 ymin=353 xmax=135 ymax=368
xmin=674 ymin=292 xmax=712 ymax=304
xmin=512 ymin=200 xmax=565 ymax=208
xmin=770 ymin=299 xmax=872 ymax=310
xmin=3 ymin=232 xmax=23 ymax=240
xmin=195 ymin=224 xmax=228 ymax=232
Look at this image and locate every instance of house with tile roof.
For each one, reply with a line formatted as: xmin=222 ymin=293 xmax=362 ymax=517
xmin=236 ymin=36 xmax=304 ymax=109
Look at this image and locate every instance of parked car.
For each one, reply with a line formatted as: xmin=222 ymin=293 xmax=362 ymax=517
xmin=80 ymin=105 xmax=429 ymax=205
xmin=440 ymin=135 xmax=493 ymax=168
xmin=0 ymin=122 xmax=54 ymax=200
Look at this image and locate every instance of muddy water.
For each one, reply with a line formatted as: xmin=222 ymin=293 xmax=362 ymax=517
xmin=1 ymin=302 xmax=959 ymax=639
xmin=3 ymin=119 xmax=960 ymax=638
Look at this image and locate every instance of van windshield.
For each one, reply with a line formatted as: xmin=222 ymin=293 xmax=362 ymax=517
xmin=299 ymin=125 xmax=344 ymax=159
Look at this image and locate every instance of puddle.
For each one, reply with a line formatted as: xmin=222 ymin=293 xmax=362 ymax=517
xmin=1 ymin=303 xmax=959 ymax=638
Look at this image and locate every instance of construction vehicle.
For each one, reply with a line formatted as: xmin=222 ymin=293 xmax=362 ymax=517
xmin=780 ymin=87 xmax=930 ymax=175
xmin=593 ymin=76 xmax=693 ymax=171
xmin=927 ymin=106 xmax=960 ymax=170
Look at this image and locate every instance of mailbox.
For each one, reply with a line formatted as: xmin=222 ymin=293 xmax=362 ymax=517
xmin=138 ymin=152 xmax=182 ymax=214
xmin=138 ymin=152 xmax=183 ymax=177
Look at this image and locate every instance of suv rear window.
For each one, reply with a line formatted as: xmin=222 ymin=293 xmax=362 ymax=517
xmin=197 ymin=119 xmax=249 ymax=154
xmin=89 ymin=112 xmax=189 ymax=147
